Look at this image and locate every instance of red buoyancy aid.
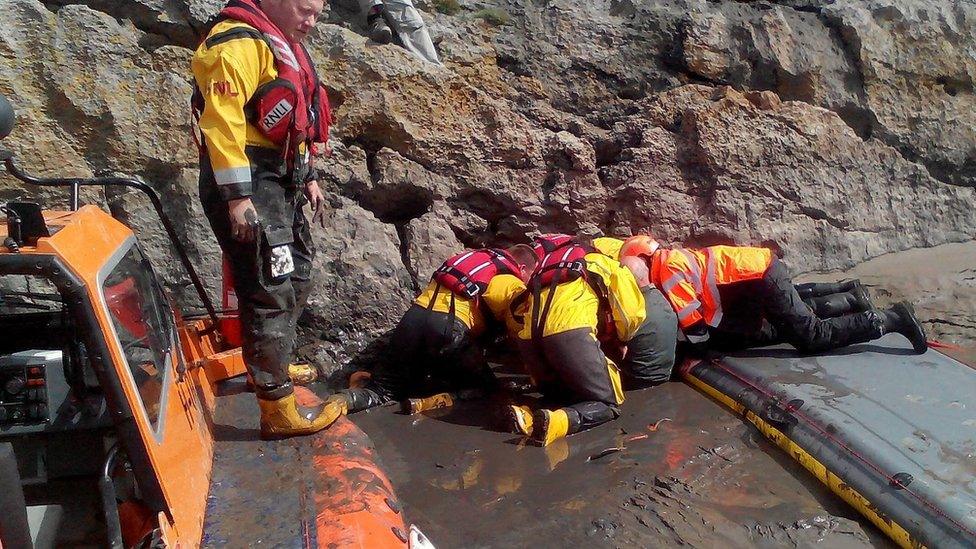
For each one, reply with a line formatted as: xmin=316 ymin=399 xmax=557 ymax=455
xmin=194 ymin=0 xmax=332 ymax=158
xmin=433 ymin=249 xmax=521 ymax=299
xmin=529 ymin=234 xmax=589 ymax=286
xmin=525 ymin=234 xmax=615 ymax=345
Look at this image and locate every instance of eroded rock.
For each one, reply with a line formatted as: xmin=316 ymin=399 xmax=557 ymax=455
xmin=1 ymin=0 xmax=974 ymax=383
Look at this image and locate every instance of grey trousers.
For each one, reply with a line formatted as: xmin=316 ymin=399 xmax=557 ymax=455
xmin=360 ymin=0 xmax=441 ymax=64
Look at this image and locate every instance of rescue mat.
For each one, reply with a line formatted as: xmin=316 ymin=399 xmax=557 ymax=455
xmin=679 ymin=334 xmax=976 ymax=549
xmin=202 ymin=384 xmax=414 ymax=548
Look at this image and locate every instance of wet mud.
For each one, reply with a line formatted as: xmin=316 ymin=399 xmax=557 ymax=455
xmin=350 ymin=382 xmax=895 ymax=548
xmin=346 ymin=243 xmax=976 ymax=548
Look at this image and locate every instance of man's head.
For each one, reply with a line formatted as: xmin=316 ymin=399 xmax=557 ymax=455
xmin=261 ymin=0 xmax=325 ymax=43
xmin=620 ymin=256 xmax=651 ymax=288
xmin=506 ymin=244 xmax=539 ymax=283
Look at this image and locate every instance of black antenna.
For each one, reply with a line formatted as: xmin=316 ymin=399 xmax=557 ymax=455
xmin=2 ymin=157 xmax=220 ymax=328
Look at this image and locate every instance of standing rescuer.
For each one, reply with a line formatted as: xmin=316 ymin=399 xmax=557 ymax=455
xmin=619 ymin=235 xmax=929 ymax=354
xmin=191 ymin=0 xmax=339 ymax=439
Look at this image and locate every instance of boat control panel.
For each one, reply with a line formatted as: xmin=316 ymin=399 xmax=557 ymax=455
xmin=0 ymin=350 xmax=56 ymax=426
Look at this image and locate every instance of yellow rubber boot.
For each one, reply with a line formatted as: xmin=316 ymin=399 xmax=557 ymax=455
xmin=245 ymin=363 xmax=318 ymax=392
xmin=258 ymin=393 xmax=343 ymax=440
xmin=326 ymin=393 xmax=350 ymax=416
xmin=288 ymin=363 xmax=318 ymax=385
xmin=507 ymin=405 xmax=534 ymax=436
xmin=402 ymin=392 xmax=454 ymax=415
xmin=532 ymin=409 xmax=570 ymax=446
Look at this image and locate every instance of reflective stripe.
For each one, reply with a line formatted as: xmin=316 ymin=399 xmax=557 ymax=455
xmin=676 ymin=300 xmax=701 ymax=321
xmin=710 ymin=309 xmax=724 ymax=327
xmin=676 ymin=249 xmax=703 ymax=293
xmin=467 ymin=261 xmax=494 ymax=276
xmin=449 ymin=251 xmax=476 ymax=266
xmin=214 ymin=166 xmax=252 ymax=185
xmin=703 ymin=250 xmax=723 ymax=327
xmin=265 ymin=33 xmax=300 ymax=71
xmin=685 ymin=331 xmax=710 ymax=344
xmin=661 ymin=272 xmax=685 ymax=294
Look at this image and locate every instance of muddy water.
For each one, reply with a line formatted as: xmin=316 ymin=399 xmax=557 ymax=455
xmin=351 ymin=383 xmax=894 ymax=548
xmin=349 ymin=243 xmax=976 ymax=548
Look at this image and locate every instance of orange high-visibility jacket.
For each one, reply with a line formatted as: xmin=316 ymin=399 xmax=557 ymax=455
xmin=650 ymin=245 xmax=774 ymax=329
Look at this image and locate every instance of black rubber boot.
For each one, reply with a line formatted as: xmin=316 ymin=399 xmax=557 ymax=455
xmin=881 ymin=302 xmax=928 ymax=354
xmin=849 ymin=282 xmax=874 ymax=312
xmin=337 ymin=388 xmax=389 ymax=414
xmin=366 ymin=7 xmax=392 ymax=44
xmin=805 ymin=294 xmax=855 ymax=318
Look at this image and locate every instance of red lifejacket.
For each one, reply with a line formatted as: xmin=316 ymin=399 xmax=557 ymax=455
xmin=193 ymin=0 xmax=332 ymax=161
xmin=529 ymin=234 xmax=588 ymax=287
xmin=523 ymin=234 xmax=615 ymax=346
xmin=432 ymin=249 xmax=521 ymax=299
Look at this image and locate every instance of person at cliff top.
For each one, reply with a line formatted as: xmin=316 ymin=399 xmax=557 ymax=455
xmin=191 ymin=0 xmax=341 ymax=439
xmin=507 ymin=234 xmax=647 ymax=446
xmin=360 ymin=0 xmax=441 ymax=64
xmin=332 ymin=245 xmax=538 ymax=415
xmin=618 ymin=235 xmax=928 ymax=354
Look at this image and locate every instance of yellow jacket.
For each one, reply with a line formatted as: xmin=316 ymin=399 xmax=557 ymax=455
xmin=191 ymin=20 xmax=282 ymax=198
xmin=592 ymin=237 xmax=625 ymax=260
xmin=414 ymin=274 xmax=527 ymax=336
xmin=517 ymin=252 xmax=646 ymax=341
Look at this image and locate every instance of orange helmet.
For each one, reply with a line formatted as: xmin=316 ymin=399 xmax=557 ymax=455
xmin=620 ymin=235 xmax=660 ymax=259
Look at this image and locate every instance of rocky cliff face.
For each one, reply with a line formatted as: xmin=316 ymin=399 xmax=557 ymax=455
xmin=1 ymin=0 xmax=974 ymax=381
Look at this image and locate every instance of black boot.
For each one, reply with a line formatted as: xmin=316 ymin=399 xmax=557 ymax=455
xmin=337 ymin=388 xmax=389 ymax=414
xmin=366 ymin=6 xmax=392 ymax=44
xmin=848 ymin=282 xmax=874 ymax=312
xmin=881 ymin=302 xmax=928 ymax=354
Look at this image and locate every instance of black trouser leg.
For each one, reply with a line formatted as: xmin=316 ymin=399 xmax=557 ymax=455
xmin=200 ymin=165 xmax=305 ymax=392
xmin=367 ymin=306 xmax=430 ymax=402
xmin=516 ymin=327 xmax=624 ymax=433
xmin=563 ymin=401 xmax=619 ymax=434
xmin=804 ymin=292 xmax=857 ymax=318
xmin=794 ymin=280 xmax=857 ymax=300
xmin=287 ymin=196 xmax=316 ymax=334
xmin=339 ymin=387 xmax=390 ymax=413
xmin=540 ymin=328 xmax=624 ymax=407
xmin=367 ymin=305 xmax=484 ymax=405
xmin=622 ymin=287 xmax=678 ymax=387
xmin=708 ymin=319 xmax=782 ymax=350
xmin=761 ymin=261 xmax=881 ymax=353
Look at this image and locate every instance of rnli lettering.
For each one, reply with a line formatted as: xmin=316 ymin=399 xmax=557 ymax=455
xmin=209 ymin=80 xmax=238 ymax=97
xmin=260 ymin=98 xmax=294 ymax=131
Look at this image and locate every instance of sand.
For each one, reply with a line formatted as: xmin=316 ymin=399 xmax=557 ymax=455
xmin=797 ymin=240 xmax=976 ymax=351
